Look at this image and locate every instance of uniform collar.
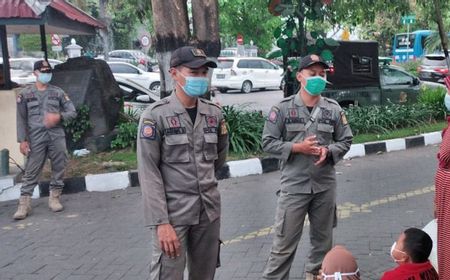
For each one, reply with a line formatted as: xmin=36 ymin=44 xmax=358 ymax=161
xmin=170 ymin=91 xmax=210 ymax=115
xmin=294 ymin=93 xmax=325 ymax=108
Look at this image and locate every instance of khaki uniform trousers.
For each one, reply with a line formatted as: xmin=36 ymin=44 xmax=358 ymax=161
xmin=21 ymin=136 xmax=67 ymax=196
xmin=149 ymin=208 xmax=221 ymax=280
xmin=263 ymin=187 xmax=336 ymax=279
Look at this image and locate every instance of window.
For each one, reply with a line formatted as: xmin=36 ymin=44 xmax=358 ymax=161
xmin=247 ymin=60 xmax=263 ymax=69
xmin=109 ymin=63 xmax=139 ymax=74
xmin=261 ymin=61 xmax=277 ymax=70
xmin=381 ymin=67 xmax=413 ymax=85
xmin=395 ymin=34 xmax=416 ymax=49
xmin=217 ymin=60 xmax=234 ymax=69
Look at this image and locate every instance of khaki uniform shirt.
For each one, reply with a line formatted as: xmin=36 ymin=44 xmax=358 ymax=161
xmin=16 ymin=84 xmax=77 ymax=143
xmin=262 ymin=94 xmax=353 ymax=194
xmin=137 ymin=93 xmax=229 ymax=227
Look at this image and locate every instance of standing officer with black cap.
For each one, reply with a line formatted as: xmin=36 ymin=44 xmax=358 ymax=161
xmin=14 ymin=60 xmax=76 ymax=220
xmin=262 ymin=54 xmax=353 ymax=280
xmin=137 ymin=46 xmax=229 ymax=280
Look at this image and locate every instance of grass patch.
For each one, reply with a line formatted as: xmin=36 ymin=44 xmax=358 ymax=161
xmin=353 ymin=121 xmax=446 ymax=144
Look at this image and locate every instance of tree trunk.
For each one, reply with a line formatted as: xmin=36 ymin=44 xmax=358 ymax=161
xmin=433 ymin=0 xmax=450 ymax=69
xmin=191 ymin=0 xmax=221 ymax=58
xmin=98 ymin=0 xmax=113 ymax=60
xmin=151 ymin=0 xmax=190 ymax=98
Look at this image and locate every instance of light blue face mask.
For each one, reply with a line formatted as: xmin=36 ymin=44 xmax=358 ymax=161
xmin=179 ymin=73 xmax=209 ymax=97
xmin=302 ymin=75 xmax=328 ymax=96
xmin=37 ymin=73 xmax=52 ymax=84
xmin=445 ymin=94 xmax=450 ymax=112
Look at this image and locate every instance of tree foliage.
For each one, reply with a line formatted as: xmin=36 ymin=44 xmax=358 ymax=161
xmin=218 ymin=0 xmax=282 ymax=54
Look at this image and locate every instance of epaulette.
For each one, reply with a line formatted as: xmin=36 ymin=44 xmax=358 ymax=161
xmin=323 ymin=97 xmax=339 ymax=106
xmin=152 ymin=97 xmax=170 ymax=109
xmin=199 ymin=98 xmax=221 ymax=109
xmin=280 ymin=95 xmax=295 ymax=103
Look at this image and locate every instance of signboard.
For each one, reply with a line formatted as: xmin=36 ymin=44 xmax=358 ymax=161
xmin=401 ymin=15 xmax=416 ymax=25
xmin=140 ymin=35 xmax=150 ymax=47
xmin=51 ymin=34 xmax=61 ymax=46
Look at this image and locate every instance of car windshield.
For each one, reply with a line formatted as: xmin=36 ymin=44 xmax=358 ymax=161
xmin=217 ymin=60 xmax=233 ymax=69
xmin=423 ymin=56 xmax=447 ymax=67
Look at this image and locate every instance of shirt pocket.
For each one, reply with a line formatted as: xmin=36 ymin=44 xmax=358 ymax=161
xmin=26 ymin=101 xmax=40 ymax=116
xmin=203 ymin=133 xmax=218 ymax=161
xmin=285 ymin=123 xmax=306 ymax=141
xmin=317 ymin=123 xmax=334 ymax=145
xmin=163 ymin=134 xmax=190 ymax=163
xmin=46 ymin=99 xmax=61 ymax=113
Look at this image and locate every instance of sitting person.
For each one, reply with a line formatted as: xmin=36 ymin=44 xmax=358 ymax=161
xmin=381 ymin=227 xmax=439 ymax=280
xmin=318 ymin=245 xmax=360 ymax=280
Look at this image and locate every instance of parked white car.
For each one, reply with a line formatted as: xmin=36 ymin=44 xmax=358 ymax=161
xmin=9 ymin=58 xmax=62 ymax=85
xmin=212 ymin=57 xmax=284 ymax=93
xmin=114 ymin=76 xmax=160 ymax=117
xmin=107 ymin=61 xmax=160 ymax=93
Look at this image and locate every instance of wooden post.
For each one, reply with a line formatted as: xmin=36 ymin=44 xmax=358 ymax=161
xmin=0 ymin=25 xmax=12 ymax=90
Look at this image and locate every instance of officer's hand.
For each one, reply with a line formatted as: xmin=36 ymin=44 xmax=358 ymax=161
xmin=157 ymin=223 xmax=181 ymax=259
xmin=315 ymin=146 xmax=329 ymax=166
xmin=293 ymin=135 xmax=320 ymax=155
xmin=19 ymin=141 xmax=30 ymax=156
xmin=44 ymin=113 xmax=61 ymax=128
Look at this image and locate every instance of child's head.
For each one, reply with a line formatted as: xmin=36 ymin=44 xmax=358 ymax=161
xmin=391 ymin=227 xmax=433 ymax=264
xmin=319 ymin=245 xmax=360 ymax=280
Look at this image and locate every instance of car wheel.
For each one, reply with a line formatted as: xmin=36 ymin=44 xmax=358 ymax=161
xmin=241 ymin=81 xmax=252 ymax=93
xmin=149 ymin=82 xmax=160 ymax=93
xmin=218 ymin=88 xmax=228 ymax=93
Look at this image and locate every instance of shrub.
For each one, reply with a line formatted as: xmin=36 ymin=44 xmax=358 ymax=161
xmin=222 ymin=105 xmax=265 ymax=154
xmin=64 ymin=104 xmax=91 ymax=144
xmin=111 ymin=110 xmax=139 ymax=150
xmin=345 ymin=102 xmax=437 ymax=135
xmin=418 ymin=86 xmax=447 ymax=119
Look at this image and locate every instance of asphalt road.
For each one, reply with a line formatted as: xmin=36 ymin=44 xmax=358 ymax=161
xmin=0 ymin=145 xmax=439 ymax=280
xmin=217 ymin=88 xmax=284 ymax=114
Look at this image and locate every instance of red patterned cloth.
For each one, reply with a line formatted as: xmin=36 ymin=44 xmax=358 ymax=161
xmin=435 ymin=116 xmax=450 ymax=279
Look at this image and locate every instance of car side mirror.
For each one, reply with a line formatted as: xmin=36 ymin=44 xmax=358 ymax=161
xmin=412 ymin=77 xmax=420 ymax=85
xmin=136 ymin=95 xmax=151 ymax=103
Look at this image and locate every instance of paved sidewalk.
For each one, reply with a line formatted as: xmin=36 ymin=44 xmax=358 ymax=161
xmin=0 ymin=145 xmax=438 ymax=280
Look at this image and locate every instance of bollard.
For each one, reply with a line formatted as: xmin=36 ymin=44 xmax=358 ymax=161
xmin=0 ymin=149 xmax=9 ymax=176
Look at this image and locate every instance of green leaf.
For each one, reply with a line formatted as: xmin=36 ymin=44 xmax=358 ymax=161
xmin=316 ymin=38 xmax=325 ymax=48
xmin=324 ymin=38 xmax=340 ymax=47
xmin=320 ymin=49 xmax=334 ymax=61
xmin=274 ymin=26 xmax=282 ymax=39
xmin=310 ymin=31 xmax=319 ymax=39
xmin=277 ymin=38 xmax=287 ymax=49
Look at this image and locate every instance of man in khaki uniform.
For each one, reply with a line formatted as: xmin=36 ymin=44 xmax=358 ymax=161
xmin=137 ymin=46 xmax=229 ymax=280
xmin=14 ymin=60 xmax=76 ymax=220
xmin=262 ymin=55 xmax=353 ymax=280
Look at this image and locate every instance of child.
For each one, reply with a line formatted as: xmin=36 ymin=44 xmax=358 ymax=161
xmin=381 ymin=227 xmax=438 ymax=280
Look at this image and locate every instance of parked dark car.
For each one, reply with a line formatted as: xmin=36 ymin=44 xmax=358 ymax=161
xmin=417 ymin=54 xmax=449 ymax=84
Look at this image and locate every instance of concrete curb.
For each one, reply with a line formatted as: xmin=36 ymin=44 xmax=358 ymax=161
xmin=0 ymin=132 xmax=442 ymax=202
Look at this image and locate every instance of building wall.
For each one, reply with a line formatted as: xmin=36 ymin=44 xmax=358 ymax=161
xmin=0 ymin=89 xmax=24 ymax=169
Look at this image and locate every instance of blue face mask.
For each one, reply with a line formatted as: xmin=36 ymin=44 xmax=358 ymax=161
xmin=445 ymin=94 xmax=450 ymax=112
xmin=302 ymin=75 xmax=328 ymax=96
xmin=179 ymin=73 xmax=209 ymax=97
xmin=37 ymin=73 xmax=52 ymax=84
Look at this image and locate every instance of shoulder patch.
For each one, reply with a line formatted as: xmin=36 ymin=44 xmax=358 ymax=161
xmin=140 ymin=119 xmax=157 ymax=140
xmin=268 ymin=106 xmax=280 ymax=124
xmin=340 ymin=111 xmax=348 ymax=126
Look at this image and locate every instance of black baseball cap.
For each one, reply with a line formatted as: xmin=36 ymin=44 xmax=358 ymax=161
xmin=33 ymin=60 xmax=52 ymax=72
xmin=298 ymin=54 xmax=329 ymax=71
xmin=170 ymin=46 xmax=217 ymax=68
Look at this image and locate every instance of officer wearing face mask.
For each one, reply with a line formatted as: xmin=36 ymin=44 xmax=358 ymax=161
xmin=262 ymin=54 xmax=353 ymax=280
xmin=14 ymin=60 xmax=76 ymax=220
xmin=137 ymin=46 xmax=229 ymax=280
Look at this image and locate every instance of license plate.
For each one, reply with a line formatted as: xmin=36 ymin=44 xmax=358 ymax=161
xmin=216 ymin=74 xmax=225 ymax=79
